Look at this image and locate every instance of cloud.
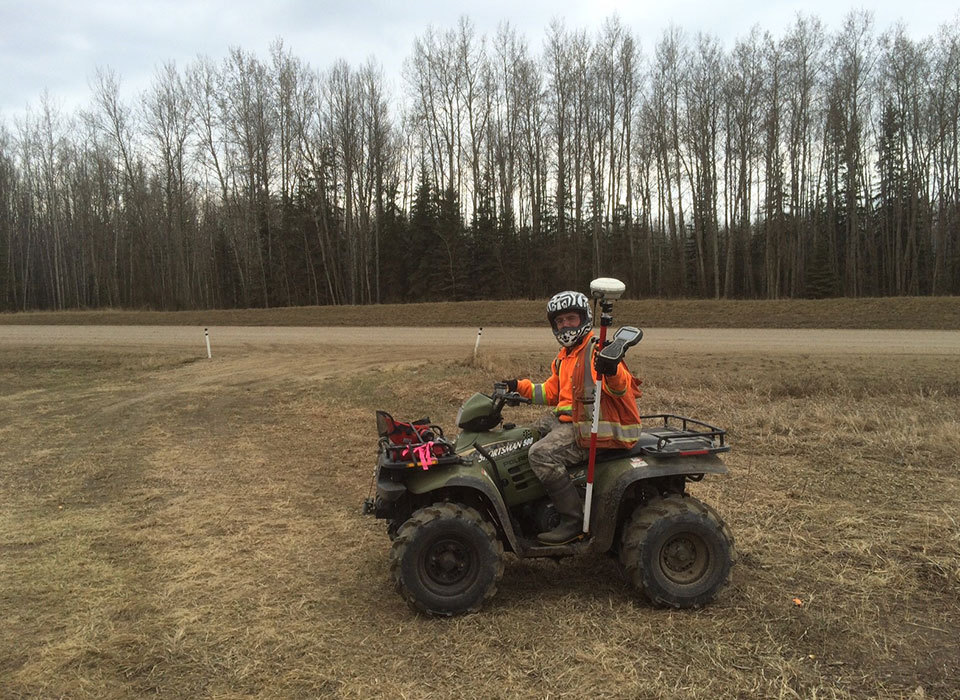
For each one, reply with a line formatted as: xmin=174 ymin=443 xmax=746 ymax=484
xmin=1 ymin=0 xmax=956 ymax=119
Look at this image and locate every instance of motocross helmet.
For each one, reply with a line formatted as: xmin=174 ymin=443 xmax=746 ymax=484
xmin=546 ymin=291 xmax=593 ymax=347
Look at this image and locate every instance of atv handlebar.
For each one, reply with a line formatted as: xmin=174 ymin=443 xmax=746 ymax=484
xmin=504 ymin=393 xmax=532 ymax=407
xmin=492 ymin=382 xmax=532 ymax=407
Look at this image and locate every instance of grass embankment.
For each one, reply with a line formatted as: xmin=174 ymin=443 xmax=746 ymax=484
xmin=2 ymin=296 xmax=959 ymax=329
xmin=2 ymin=344 xmax=958 ymax=697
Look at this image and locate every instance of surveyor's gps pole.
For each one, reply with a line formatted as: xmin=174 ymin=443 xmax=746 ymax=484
xmin=583 ymin=278 xmax=625 ymax=533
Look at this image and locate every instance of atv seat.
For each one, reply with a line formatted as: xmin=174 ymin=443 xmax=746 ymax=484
xmin=594 ymin=432 xmax=661 ymax=464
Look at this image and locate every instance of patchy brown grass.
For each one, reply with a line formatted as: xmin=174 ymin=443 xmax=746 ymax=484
xmin=2 ymin=342 xmax=958 ymax=698
xmin=2 ymin=295 xmax=959 ymax=329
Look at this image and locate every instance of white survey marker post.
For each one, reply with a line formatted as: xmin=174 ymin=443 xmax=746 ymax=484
xmin=204 ymin=328 xmax=212 ymax=359
xmin=474 ymin=327 xmax=483 ymax=360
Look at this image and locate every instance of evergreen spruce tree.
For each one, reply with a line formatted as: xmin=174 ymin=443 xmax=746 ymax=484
xmin=213 ymin=231 xmax=242 ymax=309
xmin=376 ymin=190 xmax=409 ymax=303
xmin=470 ymin=168 xmax=499 ymax=299
xmin=805 ymin=234 xmax=839 ymax=298
xmin=408 ymin=163 xmax=439 ymax=300
xmin=435 ymin=184 xmax=464 ymax=300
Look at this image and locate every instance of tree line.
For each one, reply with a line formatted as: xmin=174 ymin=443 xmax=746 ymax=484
xmin=0 ymin=11 xmax=958 ymax=312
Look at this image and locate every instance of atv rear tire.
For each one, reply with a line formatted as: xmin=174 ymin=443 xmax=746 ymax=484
xmin=390 ymin=502 xmax=504 ymax=616
xmin=619 ymin=494 xmax=734 ymax=608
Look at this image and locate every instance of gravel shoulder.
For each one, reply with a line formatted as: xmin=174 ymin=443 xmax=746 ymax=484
xmin=2 ymin=325 xmax=959 ymax=355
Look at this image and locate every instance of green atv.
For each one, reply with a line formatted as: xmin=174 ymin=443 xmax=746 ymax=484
xmin=362 ymin=345 xmax=735 ymax=617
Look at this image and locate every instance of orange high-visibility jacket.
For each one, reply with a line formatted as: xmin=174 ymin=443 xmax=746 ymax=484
xmin=517 ymin=333 xmax=642 ymax=449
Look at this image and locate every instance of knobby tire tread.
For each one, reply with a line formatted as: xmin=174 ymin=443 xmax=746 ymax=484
xmin=618 ymin=494 xmax=735 ymax=608
xmin=389 ymin=502 xmax=504 ymax=617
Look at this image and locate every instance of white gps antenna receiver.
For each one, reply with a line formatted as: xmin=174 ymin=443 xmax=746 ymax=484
xmin=589 ymin=277 xmax=625 ymax=301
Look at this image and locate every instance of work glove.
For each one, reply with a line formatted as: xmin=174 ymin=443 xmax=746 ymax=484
xmin=593 ymin=353 xmax=619 ymax=377
xmin=501 ymin=379 xmax=519 ymax=393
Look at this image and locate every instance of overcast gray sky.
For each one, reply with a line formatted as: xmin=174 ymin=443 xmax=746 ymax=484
xmin=1 ymin=0 xmax=957 ymax=120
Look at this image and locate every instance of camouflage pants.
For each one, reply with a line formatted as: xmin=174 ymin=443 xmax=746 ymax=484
xmin=528 ymin=412 xmax=589 ymax=492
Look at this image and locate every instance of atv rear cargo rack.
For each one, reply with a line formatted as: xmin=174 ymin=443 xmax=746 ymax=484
xmin=638 ymin=414 xmax=730 ymax=457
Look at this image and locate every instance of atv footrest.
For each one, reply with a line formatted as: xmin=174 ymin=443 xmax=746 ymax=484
xmin=515 ymin=537 xmax=591 ymax=558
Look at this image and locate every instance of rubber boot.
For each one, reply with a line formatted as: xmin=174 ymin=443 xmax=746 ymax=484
xmin=537 ymin=481 xmax=584 ymax=545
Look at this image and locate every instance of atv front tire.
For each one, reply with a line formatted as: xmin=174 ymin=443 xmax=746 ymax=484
xmin=619 ymin=494 xmax=734 ymax=608
xmin=390 ymin=502 xmax=504 ymax=616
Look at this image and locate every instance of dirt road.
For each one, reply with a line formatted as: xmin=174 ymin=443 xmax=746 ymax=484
xmin=2 ymin=325 xmax=959 ymax=355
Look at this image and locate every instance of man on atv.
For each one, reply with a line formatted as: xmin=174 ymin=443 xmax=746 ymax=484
xmin=503 ymin=291 xmax=642 ymax=545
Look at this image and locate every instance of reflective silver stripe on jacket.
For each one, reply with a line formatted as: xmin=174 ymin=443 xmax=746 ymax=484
xmin=533 ymin=383 xmax=548 ymax=405
xmin=576 ymin=420 xmax=642 ymax=444
xmin=581 ymin=338 xmax=597 ymax=422
xmin=578 ymin=337 xmax=638 ymax=444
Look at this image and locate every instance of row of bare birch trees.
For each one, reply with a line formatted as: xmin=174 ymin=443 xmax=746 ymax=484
xmin=1 ymin=12 xmax=958 ymax=311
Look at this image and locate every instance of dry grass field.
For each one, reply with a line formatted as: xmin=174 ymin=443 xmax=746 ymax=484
xmin=3 ymin=295 xmax=960 ymax=329
xmin=2 ymin=313 xmax=959 ymax=697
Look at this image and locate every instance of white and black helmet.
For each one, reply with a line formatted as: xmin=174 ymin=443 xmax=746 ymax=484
xmin=546 ymin=290 xmax=593 ymax=347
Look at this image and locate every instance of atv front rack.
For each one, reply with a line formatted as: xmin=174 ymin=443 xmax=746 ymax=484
xmin=377 ymin=442 xmax=464 ymax=471
xmin=375 ymin=409 xmax=461 ymax=470
xmin=638 ymin=414 xmax=730 ymax=457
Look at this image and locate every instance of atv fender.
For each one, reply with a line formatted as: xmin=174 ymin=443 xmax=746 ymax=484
xmin=405 ymin=467 xmax=523 ymax=554
xmin=588 ymin=454 xmax=728 ymax=552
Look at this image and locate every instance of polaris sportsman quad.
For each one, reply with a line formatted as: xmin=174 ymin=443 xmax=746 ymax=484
xmin=362 ymin=334 xmax=735 ymax=617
